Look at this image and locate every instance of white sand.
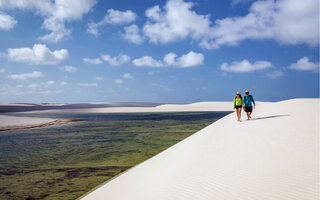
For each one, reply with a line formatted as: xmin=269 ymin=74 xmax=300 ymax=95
xmin=80 ymin=99 xmax=319 ymax=200
xmin=0 ymin=115 xmax=57 ymax=127
xmin=23 ymin=102 xmax=235 ymax=113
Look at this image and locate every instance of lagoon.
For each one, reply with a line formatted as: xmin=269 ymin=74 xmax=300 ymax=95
xmin=0 ymin=112 xmax=230 ymax=200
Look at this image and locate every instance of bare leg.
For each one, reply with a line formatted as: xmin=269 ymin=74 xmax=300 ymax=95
xmin=246 ymin=112 xmax=250 ymax=120
xmin=248 ymin=112 xmax=252 ymax=119
xmin=237 ymin=108 xmax=242 ymax=122
xmin=235 ymin=109 xmax=238 ymax=121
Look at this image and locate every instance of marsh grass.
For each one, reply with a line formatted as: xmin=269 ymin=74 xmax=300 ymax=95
xmin=0 ymin=112 xmax=230 ymax=200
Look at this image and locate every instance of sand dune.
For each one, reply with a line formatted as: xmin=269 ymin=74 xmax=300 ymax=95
xmin=0 ymin=102 xmax=162 ymax=113
xmin=0 ymin=101 xmax=234 ymax=130
xmin=80 ymin=99 xmax=319 ymax=200
xmin=21 ymin=101 xmax=235 ymax=113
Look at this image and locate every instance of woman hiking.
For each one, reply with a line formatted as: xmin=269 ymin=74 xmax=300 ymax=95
xmin=234 ymin=92 xmax=244 ymax=122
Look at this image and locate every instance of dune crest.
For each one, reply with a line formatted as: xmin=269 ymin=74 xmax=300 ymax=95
xmin=80 ymin=99 xmax=319 ymax=200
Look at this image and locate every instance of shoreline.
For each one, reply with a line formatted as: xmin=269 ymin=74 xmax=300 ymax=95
xmin=0 ymin=116 xmax=85 ymax=131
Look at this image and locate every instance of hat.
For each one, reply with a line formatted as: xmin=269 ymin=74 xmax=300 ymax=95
xmin=245 ymin=90 xmax=249 ymax=93
xmin=236 ymin=92 xmax=240 ymax=94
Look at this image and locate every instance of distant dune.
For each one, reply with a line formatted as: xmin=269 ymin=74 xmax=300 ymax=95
xmin=13 ymin=101 xmax=235 ymax=114
xmin=80 ymin=98 xmax=319 ymax=200
xmin=0 ymin=101 xmax=233 ymax=130
xmin=0 ymin=102 xmax=163 ymax=113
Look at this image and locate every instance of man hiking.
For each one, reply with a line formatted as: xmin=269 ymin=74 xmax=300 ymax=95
xmin=243 ymin=90 xmax=255 ymax=120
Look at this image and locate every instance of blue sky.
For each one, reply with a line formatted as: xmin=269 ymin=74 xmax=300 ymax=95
xmin=0 ymin=0 xmax=319 ymax=103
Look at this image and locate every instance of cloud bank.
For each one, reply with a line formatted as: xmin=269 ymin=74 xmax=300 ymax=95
xmin=123 ymin=0 xmax=318 ymax=49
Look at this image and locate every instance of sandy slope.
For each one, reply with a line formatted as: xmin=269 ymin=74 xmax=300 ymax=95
xmin=23 ymin=102 xmax=234 ymax=113
xmin=80 ymin=99 xmax=319 ymax=200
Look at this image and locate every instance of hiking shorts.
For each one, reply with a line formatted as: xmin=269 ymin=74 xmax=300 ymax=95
xmin=244 ymin=106 xmax=253 ymax=112
xmin=235 ymin=105 xmax=242 ymax=109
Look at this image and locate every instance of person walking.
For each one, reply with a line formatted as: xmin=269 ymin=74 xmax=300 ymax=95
xmin=233 ymin=92 xmax=244 ymax=122
xmin=243 ymin=90 xmax=255 ymax=120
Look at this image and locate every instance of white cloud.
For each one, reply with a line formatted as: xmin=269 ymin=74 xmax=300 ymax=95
xmin=101 ymin=54 xmax=130 ymax=66
xmin=201 ymin=0 xmax=319 ymax=49
xmin=95 ymin=76 xmax=104 ymax=80
xmin=0 ymin=68 xmax=5 ymax=73
xmin=220 ymin=60 xmax=273 ymax=73
xmin=123 ymin=73 xmax=133 ymax=79
xmin=0 ymin=0 xmax=97 ymax=42
xmin=133 ymin=56 xmax=163 ymax=67
xmin=61 ymin=65 xmax=77 ymax=72
xmin=133 ymin=51 xmax=204 ymax=68
xmin=28 ymin=83 xmax=40 ymax=88
xmin=78 ymin=83 xmax=98 ymax=87
xmin=169 ymin=51 xmax=204 ymax=67
xmin=104 ymin=9 xmax=137 ymax=24
xmin=83 ymin=57 xmax=102 ymax=64
xmin=140 ymin=0 xmax=318 ymax=49
xmin=87 ymin=21 xmax=100 ymax=36
xmin=87 ymin=9 xmax=137 ymax=36
xmin=46 ymin=80 xmax=55 ymax=85
xmin=143 ymin=0 xmax=212 ymax=44
xmin=123 ymin=24 xmax=144 ymax=44
xmin=288 ymin=57 xmax=319 ymax=72
xmin=60 ymin=81 xmax=67 ymax=85
xmin=8 ymin=71 xmax=44 ymax=80
xmin=115 ymin=79 xmax=123 ymax=84
xmin=40 ymin=0 xmax=97 ymax=43
xmin=266 ymin=70 xmax=283 ymax=79
xmin=7 ymin=44 xmax=68 ymax=65
xmin=0 ymin=12 xmax=17 ymax=30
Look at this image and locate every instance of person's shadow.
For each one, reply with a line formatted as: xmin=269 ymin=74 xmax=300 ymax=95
xmin=251 ymin=114 xmax=290 ymax=120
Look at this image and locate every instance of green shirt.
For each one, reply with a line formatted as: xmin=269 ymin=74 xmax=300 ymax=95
xmin=234 ymin=97 xmax=244 ymax=107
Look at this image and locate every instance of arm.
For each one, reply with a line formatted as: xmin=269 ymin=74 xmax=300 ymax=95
xmin=251 ymin=95 xmax=255 ymax=107
xmin=233 ymin=98 xmax=236 ymax=108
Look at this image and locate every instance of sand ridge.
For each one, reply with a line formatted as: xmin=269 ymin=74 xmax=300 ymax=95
xmin=80 ymin=98 xmax=319 ymax=200
xmin=21 ymin=101 xmax=235 ymax=113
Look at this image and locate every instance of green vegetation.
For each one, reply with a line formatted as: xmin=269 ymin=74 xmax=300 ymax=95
xmin=0 ymin=112 xmax=230 ymax=200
